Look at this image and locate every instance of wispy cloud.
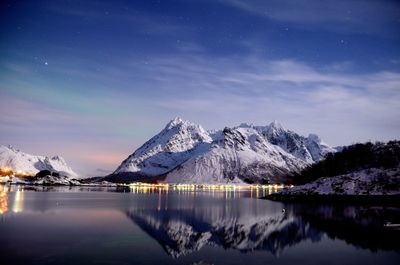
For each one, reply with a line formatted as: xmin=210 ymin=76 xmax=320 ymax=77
xmin=122 ymin=52 xmax=400 ymax=145
xmin=3 ymin=35 xmax=398 ymax=147
xmin=46 ymin=1 xmax=188 ymax=36
xmin=216 ymin=0 xmax=400 ymax=37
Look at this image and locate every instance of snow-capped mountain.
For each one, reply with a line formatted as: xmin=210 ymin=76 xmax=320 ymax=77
xmin=112 ymin=117 xmax=212 ymax=178
xmin=0 ymin=145 xmax=78 ymax=178
xmin=106 ymin=118 xmax=335 ymax=184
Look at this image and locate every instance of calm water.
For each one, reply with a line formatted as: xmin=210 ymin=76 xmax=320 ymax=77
xmin=0 ymin=185 xmax=399 ymax=265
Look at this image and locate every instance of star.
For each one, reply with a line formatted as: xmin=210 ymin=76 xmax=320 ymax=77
xmin=44 ymin=61 xmax=48 ymax=66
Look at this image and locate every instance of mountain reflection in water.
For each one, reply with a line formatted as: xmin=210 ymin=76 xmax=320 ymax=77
xmin=127 ymin=208 xmax=321 ymax=257
xmin=125 ymin=194 xmax=400 ymax=258
xmin=0 ymin=185 xmax=399 ymax=265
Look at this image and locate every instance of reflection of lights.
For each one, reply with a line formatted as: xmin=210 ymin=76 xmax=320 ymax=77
xmin=0 ymin=187 xmax=8 ymax=214
xmin=128 ymin=182 xmax=288 ymax=196
xmin=129 ymin=183 xmax=170 ymax=195
xmin=157 ymin=188 xmax=161 ymax=211
xmin=12 ymin=188 xmax=24 ymax=213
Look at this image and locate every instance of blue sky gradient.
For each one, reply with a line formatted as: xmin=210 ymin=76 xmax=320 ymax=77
xmin=1 ymin=0 xmax=399 ymax=176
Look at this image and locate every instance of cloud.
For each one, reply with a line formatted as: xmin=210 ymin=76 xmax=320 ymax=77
xmin=2 ymin=39 xmax=398 ymax=147
xmin=216 ymin=0 xmax=400 ymax=37
xmin=123 ymin=52 xmax=400 ymax=145
xmin=0 ymin=94 xmax=83 ymax=133
xmin=45 ymin=1 xmax=188 ymax=36
xmin=2 ymin=53 xmax=399 ymax=175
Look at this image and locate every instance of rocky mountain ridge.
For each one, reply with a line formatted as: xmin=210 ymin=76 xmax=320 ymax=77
xmin=107 ymin=118 xmax=335 ymax=184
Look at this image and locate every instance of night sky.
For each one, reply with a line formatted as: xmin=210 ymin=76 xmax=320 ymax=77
xmin=1 ymin=0 xmax=400 ymax=176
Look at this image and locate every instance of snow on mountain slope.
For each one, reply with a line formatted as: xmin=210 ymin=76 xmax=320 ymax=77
xmin=108 ymin=118 xmax=335 ymax=184
xmin=165 ymin=126 xmax=308 ymax=184
xmin=254 ymin=121 xmax=335 ymax=163
xmin=0 ymin=145 xmax=78 ymax=178
xmin=109 ymin=117 xmax=212 ymax=181
xmin=0 ymin=175 xmax=82 ymax=185
xmin=275 ymin=167 xmax=400 ymax=195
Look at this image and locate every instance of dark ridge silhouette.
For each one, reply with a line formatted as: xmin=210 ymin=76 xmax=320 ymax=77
xmin=291 ymin=140 xmax=400 ymax=185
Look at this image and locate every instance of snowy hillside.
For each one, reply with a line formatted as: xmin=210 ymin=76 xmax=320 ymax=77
xmin=276 ymin=167 xmax=400 ymax=195
xmin=0 ymin=175 xmax=81 ymax=185
xmin=0 ymin=145 xmax=78 ymax=178
xmin=107 ymin=118 xmax=334 ymax=184
xmin=269 ymin=141 xmax=400 ymax=196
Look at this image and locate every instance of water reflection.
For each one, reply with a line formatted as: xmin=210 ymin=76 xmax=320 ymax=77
xmin=0 ymin=186 xmax=8 ymax=214
xmin=0 ymin=186 xmax=26 ymax=215
xmin=126 ymin=207 xmax=321 ymax=258
xmin=285 ymin=203 xmax=400 ymax=253
xmin=125 ymin=195 xmax=400 ymax=258
xmin=126 ymin=183 xmax=277 ymax=198
xmin=12 ymin=189 xmax=24 ymax=213
xmin=0 ymin=185 xmax=398 ymax=263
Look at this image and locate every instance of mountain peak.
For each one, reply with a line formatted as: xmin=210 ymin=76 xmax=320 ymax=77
xmin=268 ymin=120 xmax=285 ymax=131
xmin=165 ymin=117 xmax=187 ymax=129
xmin=238 ymin=122 xmax=253 ymax=128
xmin=307 ymin=133 xmax=321 ymax=143
xmin=51 ymin=155 xmax=67 ymax=165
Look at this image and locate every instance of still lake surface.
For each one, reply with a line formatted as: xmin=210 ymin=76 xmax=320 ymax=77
xmin=0 ymin=185 xmax=399 ymax=265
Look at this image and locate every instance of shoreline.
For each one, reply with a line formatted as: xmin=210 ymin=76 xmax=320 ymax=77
xmin=0 ymin=182 xmax=122 ymax=187
xmin=264 ymin=194 xmax=400 ymax=204
xmin=0 ymin=181 xmax=288 ymax=188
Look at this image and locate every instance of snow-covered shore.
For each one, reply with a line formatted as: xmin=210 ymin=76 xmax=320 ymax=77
xmin=272 ymin=167 xmax=400 ymax=196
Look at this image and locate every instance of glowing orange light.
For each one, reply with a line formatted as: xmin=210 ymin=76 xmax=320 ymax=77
xmin=1 ymin=166 xmax=11 ymax=173
xmin=127 ymin=182 xmax=288 ymax=196
xmin=0 ymin=190 xmax=8 ymax=214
